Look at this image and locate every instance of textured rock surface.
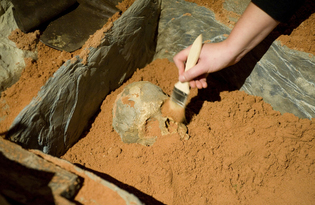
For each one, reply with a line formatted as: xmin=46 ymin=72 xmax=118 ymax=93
xmin=223 ymin=0 xmax=250 ymax=15
xmin=241 ymin=43 xmax=315 ymax=119
xmin=154 ymin=0 xmax=315 ymax=119
xmin=32 ymin=149 xmax=144 ymax=205
xmin=0 ymin=138 xmax=143 ymax=205
xmin=0 ymin=0 xmax=35 ymax=95
xmin=0 ymin=138 xmax=80 ymax=205
xmin=6 ymin=0 xmax=161 ymax=156
xmin=154 ymin=0 xmax=230 ymax=60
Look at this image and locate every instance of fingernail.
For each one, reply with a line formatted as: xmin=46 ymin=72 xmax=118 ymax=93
xmin=179 ymin=76 xmax=185 ymax=82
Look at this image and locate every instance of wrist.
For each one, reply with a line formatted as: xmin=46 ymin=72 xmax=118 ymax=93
xmin=222 ymin=2 xmax=280 ymax=66
xmin=221 ymin=37 xmax=245 ymax=66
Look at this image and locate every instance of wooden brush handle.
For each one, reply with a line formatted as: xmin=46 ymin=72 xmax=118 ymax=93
xmin=175 ymin=34 xmax=203 ymax=94
xmin=185 ymin=34 xmax=203 ymax=72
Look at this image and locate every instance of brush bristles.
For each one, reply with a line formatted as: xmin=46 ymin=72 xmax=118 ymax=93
xmin=161 ymin=99 xmax=186 ymax=123
xmin=171 ymin=87 xmax=188 ymax=108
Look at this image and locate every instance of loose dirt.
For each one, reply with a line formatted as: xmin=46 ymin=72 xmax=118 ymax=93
xmin=1 ymin=0 xmax=314 ymax=204
xmin=62 ymin=58 xmax=315 ymax=204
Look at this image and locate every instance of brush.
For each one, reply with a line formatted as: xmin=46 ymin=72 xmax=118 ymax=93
xmin=162 ymin=34 xmax=203 ymax=123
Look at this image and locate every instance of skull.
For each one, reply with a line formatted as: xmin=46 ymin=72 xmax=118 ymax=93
xmin=112 ymin=81 xmax=188 ymax=146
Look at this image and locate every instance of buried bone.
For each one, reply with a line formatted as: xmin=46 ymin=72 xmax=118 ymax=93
xmin=112 ymin=81 xmax=189 ymax=146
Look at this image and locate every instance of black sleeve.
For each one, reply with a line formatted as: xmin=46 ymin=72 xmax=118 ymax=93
xmin=251 ymin=0 xmax=306 ymax=22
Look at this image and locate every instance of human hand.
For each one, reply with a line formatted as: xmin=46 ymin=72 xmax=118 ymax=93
xmin=173 ymin=2 xmax=279 ymax=89
xmin=173 ymin=41 xmax=236 ymax=89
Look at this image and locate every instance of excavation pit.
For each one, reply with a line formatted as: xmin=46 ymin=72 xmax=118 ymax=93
xmin=1 ymin=0 xmax=315 ymax=204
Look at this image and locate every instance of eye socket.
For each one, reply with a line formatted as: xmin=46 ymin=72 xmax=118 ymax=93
xmin=164 ymin=118 xmax=170 ymax=128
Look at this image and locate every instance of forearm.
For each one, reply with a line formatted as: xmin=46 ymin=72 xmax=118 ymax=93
xmin=175 ymin=2 xmax=281 ymax=88
xmin=225 ymin=2 xmax=280 ymax=63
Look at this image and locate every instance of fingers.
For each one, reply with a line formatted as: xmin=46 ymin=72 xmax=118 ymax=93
xmin=174 ymin=46 xmax=208 ymax=89
xmin=189 ymin=79 xmax=207 ymax=89
xmin=174 ymin=44 xmax=210 ymax=89
xmin=189 ymin=77 xmax=208 ymax=89
xmin=179 ymin=62 xmax=206 ymax=83
xmin=198 ymin=78 xmax=208 ymax=89
xmin=189 ymin=80 xmax=196 ymax=88
xmin=173 ymin=46 xmax=190 ymax=75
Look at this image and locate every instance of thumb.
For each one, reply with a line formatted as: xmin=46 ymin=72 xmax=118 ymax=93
xmin=179 ymin=63 xmax=205 ymax=82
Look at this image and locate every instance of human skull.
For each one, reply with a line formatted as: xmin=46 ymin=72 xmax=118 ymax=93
xmin=112 ymin=81 xmax=188 ymax=146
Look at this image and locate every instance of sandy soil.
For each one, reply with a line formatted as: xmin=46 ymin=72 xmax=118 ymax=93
xmin=62 ymin=59 xmax=315 ymax=204
xmin=1 ymin=0 xmax=315 ymax=204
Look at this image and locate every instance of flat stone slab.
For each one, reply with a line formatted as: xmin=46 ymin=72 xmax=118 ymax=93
xmin=0 ymin=138 xmax=143 ymax=204
xmin=31 ymin=149 xmax=144 ymax=205
xmin=0 ymin=138 xmax=80 ymax=204
xmin=0 ymin=1 xmax=36 ymax=95
xmin=241 ymin=43 xmax=315 ymax=119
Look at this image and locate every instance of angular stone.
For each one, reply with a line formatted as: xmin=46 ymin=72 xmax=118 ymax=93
xmin=6 ymin=0 xmax=161 ymax=156
xmin=0 ymin=138 xmax=143 ymax=205
xmin=241 ymin=43 xmax=315 ymax=119
xmin=0 ymin=0 xmax=35 ymax=95
xmin=31 ymin=150 xmax=144 ymax=205
xmin=0 ymin=138 xmax=80 ymax=204
xmin=154 ymin=0 xmax=230 ymax=60
xmin=223 ymin=0 xmax=251 ymax=15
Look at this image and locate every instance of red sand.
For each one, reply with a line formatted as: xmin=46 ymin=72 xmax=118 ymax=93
xmin=61 ymin=58 xmax=315 ymax=204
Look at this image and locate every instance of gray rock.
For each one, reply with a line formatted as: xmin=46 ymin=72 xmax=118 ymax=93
xmin=7 ymin=0 xmax=161 ymax=156
xmin=0 ymin=0 xmax=36 ymax=95
xmin=223 ymin=0 xmax=251 ymax=15
xmin=241 ymin=42 xmax=315 ymax=119
xmin=33 ymin=148 xmax=144 ymax=205
xmin=154 ymin=0 xmax=230 ymax=60
xmin=0 ymin=137 xmax=144 ymax=205
xmin=0 ymin=138 xmax=80 ymax=204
